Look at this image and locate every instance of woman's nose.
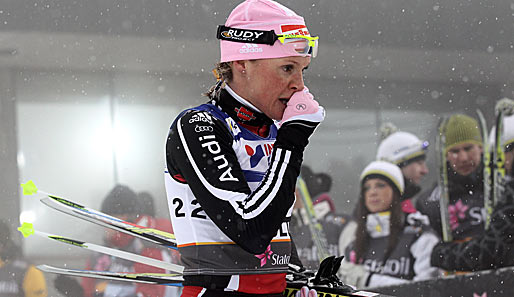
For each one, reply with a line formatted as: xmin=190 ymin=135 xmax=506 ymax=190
xmin=289 ymin=72 xmax=305 ymax=91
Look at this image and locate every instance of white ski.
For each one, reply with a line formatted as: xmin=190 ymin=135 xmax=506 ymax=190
xmin=41 ymin=264 xmax=388 ymax=296
xmin=492 ymin=108 xmax=506 ymax=207
xmin=40 ymin=194 xmax=177 ymax=249
xmin=437 ymin=117 xmax=453 ymax=242
xmin=31 ymin=228 xmax=183 ymax=273
xmin=477 ymin=109 xmax=493 ymax=229
xmin=38 ymin=264 xmax=184 ymax=286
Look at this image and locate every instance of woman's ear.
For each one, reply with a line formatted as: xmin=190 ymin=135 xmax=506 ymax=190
xmin=232 ymin=60 xmax=248 ymax=75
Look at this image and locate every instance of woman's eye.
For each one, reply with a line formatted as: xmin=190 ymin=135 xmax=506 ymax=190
xmin=283 ymin=65 xmax=293 ymax=72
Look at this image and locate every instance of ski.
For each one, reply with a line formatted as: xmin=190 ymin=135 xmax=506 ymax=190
xmin=20 ymin=181 xmax=177 ymax=249
xmin=296 ymin=176 xmax=330 ymax=261
xmin=19 ymin=223 xmax=183 ymax=273
xmin=41 ymin=194 xmax=177 ymax=249
xmin=476 ymin=109 xmax=493 ymax=229
xmin=39 ymin=265 xmax=389 ymax=297
xmin=492 ymin=108 xmax=506 ymax=207
xmin=284 ymin=284 xmax=387 ymax=297
xmin=437 ymin=117 xmax=453 ymax=242
xmin=38 ymin=265 xmax=184 ymax=286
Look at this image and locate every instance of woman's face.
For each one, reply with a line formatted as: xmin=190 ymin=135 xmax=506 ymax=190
xmin=363 ymin=178 xmax=394 ymax=213
xmin=233 ymin=56 xmax=311 ymax=121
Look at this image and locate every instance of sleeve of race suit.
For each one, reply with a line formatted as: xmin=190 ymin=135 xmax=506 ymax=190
xmin=430 ymin=180 xmax=514 ymax=271
xmin=166 ymin=110 xmax=318 ymax=254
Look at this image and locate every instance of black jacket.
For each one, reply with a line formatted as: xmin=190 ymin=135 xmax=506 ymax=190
xmin=416 ymin=163 xmax=485 ymax=240
xmin=431 ymin=179 xmax=514 ymax=271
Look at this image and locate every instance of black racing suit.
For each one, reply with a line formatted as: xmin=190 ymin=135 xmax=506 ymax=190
xmin=164 ymin=87 xmax=319 ymax=294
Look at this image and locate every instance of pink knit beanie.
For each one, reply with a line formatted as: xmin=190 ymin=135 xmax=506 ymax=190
xmin=220 ymin=0 xmax=314 ymax=62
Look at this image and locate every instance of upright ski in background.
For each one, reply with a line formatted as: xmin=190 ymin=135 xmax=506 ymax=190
xmin=436 ymin=117 xmax=453 ymax=242
xmin=492 ymin=108 xmax=506 ymax=208
xmin=476 ymin=109 xmax=493 ymax=229
xmin=296 ymin=176 xmax=330 ymax=261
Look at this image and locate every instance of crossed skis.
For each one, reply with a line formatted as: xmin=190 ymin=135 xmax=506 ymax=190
xmin=19 ymin=181 xmax=387 ymax=297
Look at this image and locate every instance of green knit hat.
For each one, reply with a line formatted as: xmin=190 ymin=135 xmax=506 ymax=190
xmin=443 ymin=114 xmax=482 ymax=152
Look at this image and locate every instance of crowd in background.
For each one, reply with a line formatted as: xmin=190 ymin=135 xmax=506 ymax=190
xmin=292 ymin=98 xmax=514 ymax=289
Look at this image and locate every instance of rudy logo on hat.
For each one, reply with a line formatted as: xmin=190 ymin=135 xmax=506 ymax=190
xmin=219 ymin=0 xmax=318 ymax=62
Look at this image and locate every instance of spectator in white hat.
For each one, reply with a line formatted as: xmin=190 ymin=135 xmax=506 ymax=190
xmin=376 ymin=124 xmax=429 ymax=209
xmin=338 ymin=161 xmax=440 ymax=288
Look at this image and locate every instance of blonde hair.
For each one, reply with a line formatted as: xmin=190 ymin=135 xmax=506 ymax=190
xmin=204 ymin=62 xmax=233 ymax=98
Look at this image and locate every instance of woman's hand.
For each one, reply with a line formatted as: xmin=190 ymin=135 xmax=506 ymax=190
xmin=280 ymin=87 xmax=325 ymax=125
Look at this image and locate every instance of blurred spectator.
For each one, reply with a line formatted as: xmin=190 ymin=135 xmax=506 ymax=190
xmin=431 ymin=105 xmax=514 ymax=271
xmin=0 ymin=218 xmax=48 ymax=297
xmin=376 ymin=124 xmax=429 ymax=213
xmin=338 ymin=161 xmax=440 ymax=288
xmin=134 ymin=191 xmax=181 ymax=297
xmin=416 ymin=114 xmax=485 ymax=241
xmin=81 ymin=184 xmax=140 ymax=297
xmin=137 ymin=192 xmax=155 ymax=219
xmin=290 ymin=165 xmax=350 ymax=270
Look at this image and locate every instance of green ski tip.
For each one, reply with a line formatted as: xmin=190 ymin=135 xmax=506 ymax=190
xmin=21 ymin=180 xmax=38 ymax=196
xmin=18 ymin=222 xmax=35 ymax=238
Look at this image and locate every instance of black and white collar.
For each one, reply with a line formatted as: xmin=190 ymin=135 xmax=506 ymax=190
xmin=214 ymin=86 xmax=273 ymax=129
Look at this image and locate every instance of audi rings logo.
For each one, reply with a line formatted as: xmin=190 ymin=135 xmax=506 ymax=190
xmin=195 ymin=125 xmax=213 ymax=133
xmin=295 ymin=103 xmax=307 ymax=111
